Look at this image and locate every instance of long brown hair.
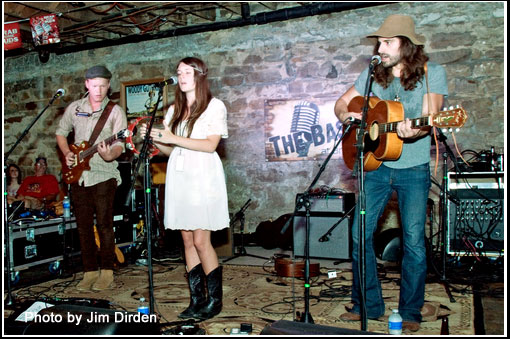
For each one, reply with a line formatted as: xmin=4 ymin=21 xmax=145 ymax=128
xmin=372 ymin=36 xmax=429 ymax=90
xmin=7 ymin=164 xmax=22 ymax=185
xmin=168 ymin=57 xmax=212 ymax=137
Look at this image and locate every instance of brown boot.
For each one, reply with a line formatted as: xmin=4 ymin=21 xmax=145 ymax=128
xmin=76 ymin=271 xmax=99 ymax=291
xmin=92 ymin=269 xmax=114 ymax=291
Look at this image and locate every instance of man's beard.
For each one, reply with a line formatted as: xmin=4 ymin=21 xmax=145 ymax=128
xmin=381 ymin=54 xmax=400 ymax=68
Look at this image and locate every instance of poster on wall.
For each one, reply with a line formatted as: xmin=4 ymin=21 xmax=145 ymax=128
xmin=120 ymin=78 xmax=168 ymax=117
xmin=30 ymin=14 xmax=60 ymax=46
xmin=4 ymin=22 xmax=23 ymax=50
xmin=264 ymin=99 xmax=344 ymax=161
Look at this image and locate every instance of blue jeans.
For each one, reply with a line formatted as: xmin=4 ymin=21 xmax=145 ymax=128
xmin=350 ymin=164 xmax=430 ymax=322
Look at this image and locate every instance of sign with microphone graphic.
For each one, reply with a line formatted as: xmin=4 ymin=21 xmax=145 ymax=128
xmin=265 ymin=99 xmax=345 ymax=161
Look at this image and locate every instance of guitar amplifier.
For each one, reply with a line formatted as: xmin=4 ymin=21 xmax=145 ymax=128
xmin=293 ymin=189 xmax=355 ymax=259
xmin=295 ymin=189 xmax=355 ymax=215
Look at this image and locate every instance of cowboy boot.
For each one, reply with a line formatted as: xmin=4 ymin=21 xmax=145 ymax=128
xmin=92 ymin=269 xmax=114 ymax=291
xmin=197 ymin=265 xmax=223 ymax=320
xmin=76 ymin=271 xmax=99 ymax=291
xmin=178 ymin=264 xmax=207 ymax=319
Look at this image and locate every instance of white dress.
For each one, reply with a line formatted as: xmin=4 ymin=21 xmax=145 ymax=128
xmin=163 ymin=97 xmax=230 ymax=231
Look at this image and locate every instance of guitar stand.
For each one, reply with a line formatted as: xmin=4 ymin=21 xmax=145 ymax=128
xmin=223 ymin=207 xmax=268 ymax=263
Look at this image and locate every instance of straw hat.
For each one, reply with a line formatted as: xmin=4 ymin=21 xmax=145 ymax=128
xmin=367 ymin=14 xmax=425 ymax=45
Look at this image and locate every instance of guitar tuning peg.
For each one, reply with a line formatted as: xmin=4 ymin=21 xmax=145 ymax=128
xmin=455 ymin=104 xmax=460 ymax=108
xmin=449 ymin=106 xmax=454 ymax=110
xmin=455 ymin=128 xmax=460 ymax=132
xmin=442 ymin=128 xmax=448 ymax=133
xmin=448 ymin=128 xmax=453 ymax=132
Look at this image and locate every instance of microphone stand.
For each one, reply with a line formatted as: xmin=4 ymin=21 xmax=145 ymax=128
xmin=4 ymin=91 xmax=62 ymax=305
xmin=317 ymin=204 xmax=355 ymax=243
xmin=354 ymin=61 xmax=377 ymax=332
xmin=435 ymin=128 xmax=457 ymax=303
xmin=3 ymin=91 xmax=64 ymax=305
xmin=222 ymin=199 xmax=268 ymax=263
xmin=122 ymin=84 xmax=164 ymax=315
xmin=279 ymin=122 xmax=355 ymax=324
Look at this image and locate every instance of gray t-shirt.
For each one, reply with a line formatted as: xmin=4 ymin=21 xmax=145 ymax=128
xmin=354 ymin=62 xmax=448 ymax=168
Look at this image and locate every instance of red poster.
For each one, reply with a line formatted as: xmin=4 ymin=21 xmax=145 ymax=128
xmin=30 ymin=14 xmax=60 ymax=46
xmin=4 ymin=22 xmax=23 ymax=50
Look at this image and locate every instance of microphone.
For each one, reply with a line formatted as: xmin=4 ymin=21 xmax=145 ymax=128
xmin=159 ymin=76 xmax=178 ymax=86
xmin=343 ymin=116 xmax=362 ymax=125
xmin=318 ymin=234 xmax=329 ymax=242
xmin=370 ymin=55 xmax=382 ymax=66
xmin=290 ymin=101 xmax=319 ymax=157
xmin=53 ymin=88 xmax=65 ymax=98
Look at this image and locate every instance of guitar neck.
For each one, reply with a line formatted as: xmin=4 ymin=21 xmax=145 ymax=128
xmin=80 ymin=134 xmax=120 ymax=160
xmin=380 ymin=116 xmax=431 ymax=133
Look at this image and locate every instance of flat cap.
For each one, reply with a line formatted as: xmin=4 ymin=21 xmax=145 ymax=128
xmin=85 ymin=65 xmax=112 ymax=79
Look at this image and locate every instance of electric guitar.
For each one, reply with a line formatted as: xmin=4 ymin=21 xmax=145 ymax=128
xmin=61 ymin=129 xmax=130 ymax=184
xmin=94 ymin=225 xmax=125 ymax=264
xmin=342 ymin=96 xmax=467 ymax=171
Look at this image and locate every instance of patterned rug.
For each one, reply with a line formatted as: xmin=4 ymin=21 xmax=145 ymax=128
xmin=8 ymin=262 xmax=474 ymax=335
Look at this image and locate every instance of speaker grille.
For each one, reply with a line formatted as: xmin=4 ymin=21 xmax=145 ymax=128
xmin=293 ymin=215 xmax=351 ymax=259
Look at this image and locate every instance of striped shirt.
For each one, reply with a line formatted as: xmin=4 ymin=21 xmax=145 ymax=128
xmin=55 ymin=96 xmax=127 ymax=187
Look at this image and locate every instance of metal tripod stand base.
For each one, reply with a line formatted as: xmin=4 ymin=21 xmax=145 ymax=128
xmin=222 ymin=246 xmax=268 ymax=263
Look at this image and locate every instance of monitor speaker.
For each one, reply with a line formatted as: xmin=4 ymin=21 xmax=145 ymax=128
xmin=6 ymin=304 xmax=160 ymax=335
xmin=293 ymin=214 xmax=351 ymax=259
xmin=261 ymin=320 xmax=381 ymax=335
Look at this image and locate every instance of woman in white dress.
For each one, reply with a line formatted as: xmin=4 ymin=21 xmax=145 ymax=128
xmin=141 ymin=57 xmax=229 ymax=320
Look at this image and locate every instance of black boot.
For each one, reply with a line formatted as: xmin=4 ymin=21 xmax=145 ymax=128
xmin=197 ymin=265 xmax=223 ymax=320
xmin=178 ymin=264 xmax=207 ymax=319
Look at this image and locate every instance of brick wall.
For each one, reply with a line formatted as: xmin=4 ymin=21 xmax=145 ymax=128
xmin=4 ymin=2 xmax=504 ymax=234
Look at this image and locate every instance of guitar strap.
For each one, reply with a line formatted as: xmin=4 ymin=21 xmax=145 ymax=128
xmin=88 ymin=100 xmax=115 ymax=146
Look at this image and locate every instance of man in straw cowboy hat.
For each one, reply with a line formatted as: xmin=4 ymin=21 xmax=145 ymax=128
xmin=334 ymin=14 xmax=448 ymax=332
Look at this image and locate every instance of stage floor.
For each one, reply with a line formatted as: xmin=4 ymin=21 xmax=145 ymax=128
xmin=6 ymin=245 xmax=501 ymax=335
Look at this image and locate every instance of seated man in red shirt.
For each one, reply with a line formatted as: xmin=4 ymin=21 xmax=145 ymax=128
xmin=17 ymin=156 xmax=60 ymax=210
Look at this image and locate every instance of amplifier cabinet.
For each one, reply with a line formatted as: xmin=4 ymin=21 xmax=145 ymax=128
xmin=8 ymin=217 xmax=80 ymax=272
xmin=293 ymin=190 xmax=355 ymax=259
xmin=295 ymin=190 xmax=355 ymax=215
xmin=293 ymin=215 xmax=351 ymax=259
xmin=447 ymin=172 xmax=504 ymax=256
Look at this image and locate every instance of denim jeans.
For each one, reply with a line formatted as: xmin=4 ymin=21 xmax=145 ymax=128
xmin=350 ymin=163 xmax=430 ymax=322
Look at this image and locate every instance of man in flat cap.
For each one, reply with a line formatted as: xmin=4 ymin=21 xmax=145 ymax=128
xmin=334 ymin=15 xmax=448 ymax=333
xmin=56 ymin=65 xmax=127 ymax=291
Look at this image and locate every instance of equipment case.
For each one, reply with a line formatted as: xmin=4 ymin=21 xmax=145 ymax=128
xmin=7 ymin=217 xmax=80 ymax=273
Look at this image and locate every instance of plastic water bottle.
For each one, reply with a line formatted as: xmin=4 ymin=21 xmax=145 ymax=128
xmin=388 ymin=309 xmax=403 ymax=335
xmin=63 ymin=196 xmax=71 ymax=218
xmin=137 ymin=297 xmax=149 ymax=315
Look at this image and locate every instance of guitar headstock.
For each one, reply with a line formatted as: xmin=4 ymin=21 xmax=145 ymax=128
xmin=432 ymin=106 xmax=467 ymax=130
xmin=119 ymin=129 xmax=130 ymax=139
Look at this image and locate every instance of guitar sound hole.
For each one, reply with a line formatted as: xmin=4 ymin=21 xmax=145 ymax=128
xmin=369 ymin=122 xmax=379 ymax=141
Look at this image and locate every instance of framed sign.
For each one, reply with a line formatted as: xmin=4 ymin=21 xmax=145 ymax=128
xmin=264 ymin=99 xmax=344 ymax=161
xmin=120 ymin=78 xmax=168 ymax=117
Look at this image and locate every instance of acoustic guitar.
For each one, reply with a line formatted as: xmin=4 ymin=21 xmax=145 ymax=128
xmin=342 ymin=96 xmax=467 ymax=171
xmin=61 ymin=129 xmax=130 ymax=184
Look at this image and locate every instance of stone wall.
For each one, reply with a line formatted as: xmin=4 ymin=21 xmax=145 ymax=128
xmin=4 ymin=2 xmax=505 ymax=235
